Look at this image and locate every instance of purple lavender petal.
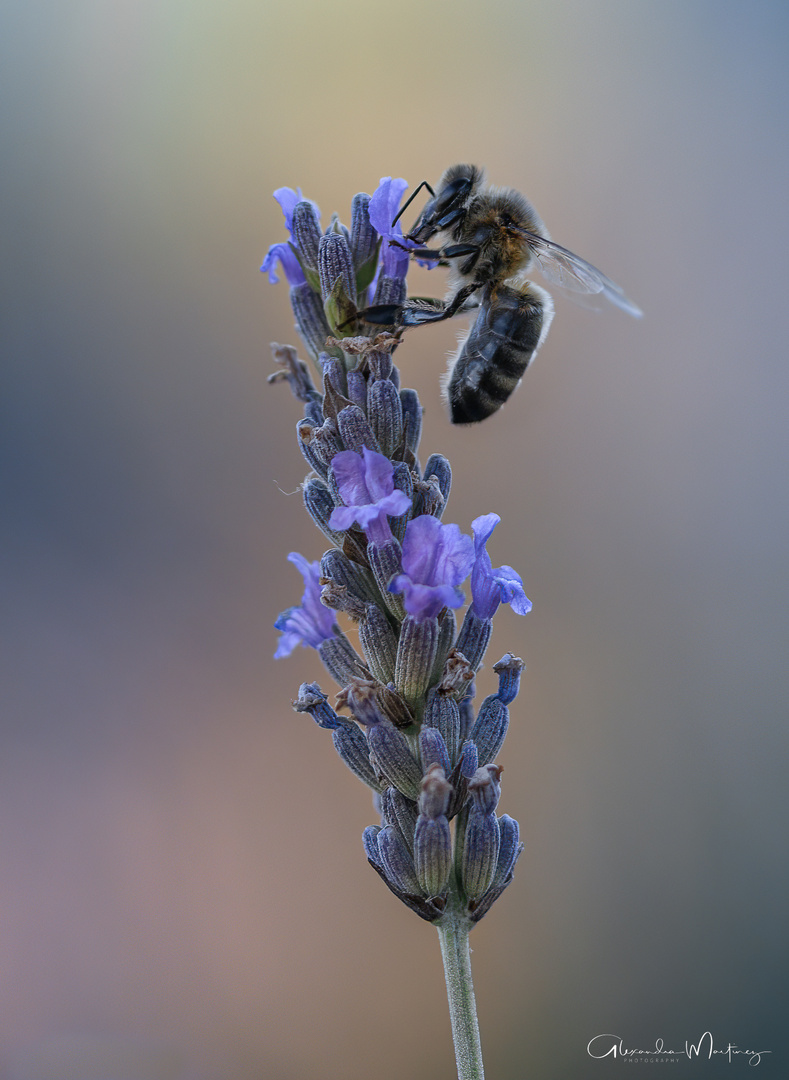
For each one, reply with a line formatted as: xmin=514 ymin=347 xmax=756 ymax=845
xmin=388 ymin=516 xmax=474 ymax=621
xmin=274 ymin=552 xmax=337 ymax=656
xmin=369 ymin=177 xmax=411 ymax=279
xmin=260 ymin=242 xmax=306 ymax=286
xmin=330 ymin=449 xmax=372 ymax=509
xmin=470 ymin=514 xmax=531 ymax=618
xmin=330 ymin=502 xmax=385 ymax=533
xmin=401 ymin=516 xmax=474 ymax=589
xmin=432 ymin=522 xmax=475 ymax=586
xmin=492 ymin=566 xmax=532 ymax=615
xmin=472 ymin=513 xmax=500 ymax=554
xmin=368 ymin=178 xmax=409 ymax=241
xmin=273 ymin=625 xmax=303 ymax=659
xmin=273 ymin=187 xmax=302 ymax=231
xmin=270 ymin=188 xmax=321 ymax=252
xmin=328 ymin=448 xmax=411 ymax=543
xmin=389 ymin=577 xmax=466 ymax=621
xmin=361 ymin=446 xmax=400 ymax=503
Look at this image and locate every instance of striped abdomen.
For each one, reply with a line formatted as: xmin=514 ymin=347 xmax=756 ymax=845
xmin=444 ymin=283 xmax=554 ymax=424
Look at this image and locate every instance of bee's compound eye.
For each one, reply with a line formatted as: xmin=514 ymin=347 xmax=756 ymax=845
xmin=435 ymin=176 xmax=471 ymax=214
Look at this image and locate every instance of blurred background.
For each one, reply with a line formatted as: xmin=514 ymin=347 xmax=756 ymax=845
xmin=2 ymin=1 xmax=787 ymax=1077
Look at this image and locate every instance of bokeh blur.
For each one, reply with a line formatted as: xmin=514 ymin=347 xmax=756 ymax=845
xmin=2 ymin=1 xmax=788 ymax=1077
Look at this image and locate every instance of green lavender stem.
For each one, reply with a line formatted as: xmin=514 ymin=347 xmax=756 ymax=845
xmin=436 ymin=911 xmax=485 ymax=1080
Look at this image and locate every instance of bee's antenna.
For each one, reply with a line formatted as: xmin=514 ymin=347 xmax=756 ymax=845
xmin=392 ymin=180 xmax=435 ymax=228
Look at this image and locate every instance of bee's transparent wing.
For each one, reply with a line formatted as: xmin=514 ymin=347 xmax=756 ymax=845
xmin=521 ymin=230 xmax=643 ymax=318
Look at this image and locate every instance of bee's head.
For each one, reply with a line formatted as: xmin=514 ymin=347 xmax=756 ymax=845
xmin=408 ymin=164 xmax=485 ymax=243
xmin=437 ymin=163 xmax=485 ymax=195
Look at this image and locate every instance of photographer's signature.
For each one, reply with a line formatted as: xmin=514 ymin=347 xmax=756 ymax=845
xmin=587 ymin=1032 xmax=771 ymax=1066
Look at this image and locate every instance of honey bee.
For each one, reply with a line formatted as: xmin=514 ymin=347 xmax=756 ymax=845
xmin=361 ymin=164 xmax=641 ymax=424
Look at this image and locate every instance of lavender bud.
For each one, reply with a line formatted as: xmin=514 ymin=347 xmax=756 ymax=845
xmin=304 ymin=397 xmax=324 ymax=426
xmin=412 ymin=476 xmax=444 ymax=520
xmin=367 ymin=718 xmax=423 ymax=800
xmin=438 ymin=650 xmax=475 ymax=696
xmin=459 ymin=740 xmax=479 ymax=779
xmin=319 ymin=229 xmax=356 ymax=299
xmin=291 ymin=201 xmax=322 ymax=273
xmin=364 ymin=827 xmax=444 ymax=922
xmin=459 ymin=685 xmax=476 ymax=741
xmin=339 ymin=675 xmax=410 ymax=725
xmin=468 ymin=763 xmax=503 ymax=815
xmin=469 ymin=815 xmax=523 ymax=922
xmin=419 ymin=763 xmax=452 ymax=818
xmin=336 ymin=404 xmax=381 ymax=456
xmin=424 ymin=688 xmax=462 ymax=767
xmin=447 ymin=739 xmax=478 ymax=819
xmin=291 ymin=282 xmax=333 ymax=359
xmin=340 ymin=676 xmax=385 ymax=726
xmin=320 ymin=548 xmax=378 ymax=605
xmin=367 ymin=378 xmax=404 ymax=459
xmin=292 ymin=682 xmax=382 ymax=791
xmin=302 ymin=477 xmax=344 ymax=546
xmin=387 ymin=461 xmax=413 ymax=545
xmin=319 ymin=418 xmax=348 ymax=471
xmin=381 ymin=785 xmax=419 ymax=855
xmin=346 ymin=369 xmax=368 ymax=413
xmin=292 ymin=681 xmax=340 ymax=728
xmin=367 ymin=349 xmax=393 ymax=381
xmin=363 ymin=824 xmax=383 ymax=869
xmin=358 ymin=603 xmax=398 ymax=685
xmin=300 ymin=416 xmax=343 ymax=471
xmin=367 ymin=538 xmax=405 ymax=620
xmin=423 ymin=453 xmax=452 ymax=508
xmin=378 ymin=825 xmax=423 ymax=896
xmin=461 ymin=765 xmax=503 ymax=900
xmin=454 ymin=609 xmax=493 ymax=674
xmin=394 ymin=615 xmax=440 ymax=711
xmin=373 ymin=273 xmax=407 ymax=309
xmin=319 ymin=231 xmax=357 ymax=333
xmin=320 ymin=579 xmax=366 ymax=618
xmin=325 ymin=463 xmax=342 ymax=505
xmin=330 ymin=212 xmax=350 ymax=241
xmin=297 ymin=420 xmax=329 ymax=479
xmin=350 ymin=193 xmax=379 ymax=282
xmin=321 ymin=355 xmax=349 ymax=401
xmin=470 ymin=694 xmax=509 ymax=766
xmin=430 ymin=607 xmax=457 ymax=689
xmin=400 ymin=388 xmax=423 ymax=458
xmin=419 ymin=726 xmax=452 ymax=778
xmin=414 ymin=765 xmax=452 ymax=896
xmin=491 ymin=814 xmax=522 ymax=891
xmin=338 ymin=677 xmax=412 ymax=733
xmin=318 ymin=632 xmax=370 ymax=686
xmin=493 ymin=653 xmax=525 ymax=705
xmin=333 ymin=723 xmax=384 ymax=792
xmin=376 ymin=682 xmax=415 ymax=729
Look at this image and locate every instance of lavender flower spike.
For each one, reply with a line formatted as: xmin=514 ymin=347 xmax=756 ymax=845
xmin=390 ymin=515 xmax=474 ymax=621
xmin=470 ymin=513 xmax=532 ymax=620
xmin=265 ymin=175 xmax=533 ymax=1080
xmin=329 ymin=447 xmax=411 ymax=544
xmin=274 ymin=552 xmax=338 ymax=657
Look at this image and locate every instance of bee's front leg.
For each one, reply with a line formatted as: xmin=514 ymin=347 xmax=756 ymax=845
xmin=391 ymin=241 xmax=479 ymax=263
